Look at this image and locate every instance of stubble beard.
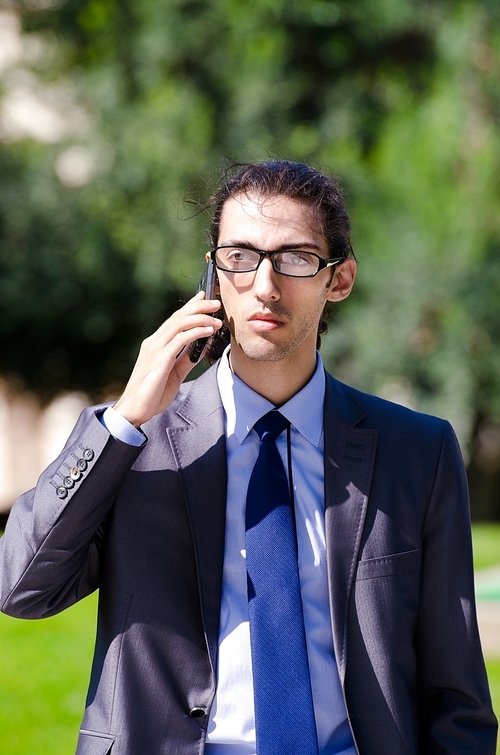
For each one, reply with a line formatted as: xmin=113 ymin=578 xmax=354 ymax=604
xmin=227 ymin=309 xmax=321 ymax=364
xmin=223 ymin=279 xmax=332 ymax=364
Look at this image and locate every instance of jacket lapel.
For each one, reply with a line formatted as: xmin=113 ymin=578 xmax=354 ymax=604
xmin=166 ymin=366 xmax=227 ymax=675
xmin=165 ymin=366 xmax=378 ymax=684
xmin=323 ymin=373 xmax=377 ymax=681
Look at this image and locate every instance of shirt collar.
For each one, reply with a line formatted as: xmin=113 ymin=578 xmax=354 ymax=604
xmin=216 ymin=347 xmax=325 ymax=447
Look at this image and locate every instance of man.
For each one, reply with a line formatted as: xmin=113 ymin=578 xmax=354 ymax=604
xmin=0 ymin=161 xmax=496 ymax=755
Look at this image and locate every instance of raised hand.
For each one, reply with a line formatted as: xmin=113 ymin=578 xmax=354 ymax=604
xmin=113 ymin=292 xmax=223 ymax=427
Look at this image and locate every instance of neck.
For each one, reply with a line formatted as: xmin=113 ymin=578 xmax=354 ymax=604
xmin=228 ymin=344 xmax=318 ymax=405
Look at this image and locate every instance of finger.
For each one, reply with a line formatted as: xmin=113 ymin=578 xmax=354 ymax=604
xmin=195 ymin=290 xmax=222 ymax=306
xmin=183 ymin=290 xmax=221 ymax=310
xmin=172 ymin=314 xmax=223 ymax=342
xmin=153 ymin=302 xmax=221 ymax=342
xmin=173 ymin=338 xmax=212 ymax=379
xmin=148 ymin=312 xmax=222 ymax=352
xmin=173 ymin=345 xmax=200 ymax=379
xmin=164 ymin=320 xmax=222 ymax=359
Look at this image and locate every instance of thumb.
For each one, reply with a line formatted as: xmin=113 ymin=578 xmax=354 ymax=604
xmin=173 ymin=344 xmax=204 ymax=381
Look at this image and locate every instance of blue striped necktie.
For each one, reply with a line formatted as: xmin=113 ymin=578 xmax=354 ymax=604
xmin=245 ymin=410 xmax=319 ymax=755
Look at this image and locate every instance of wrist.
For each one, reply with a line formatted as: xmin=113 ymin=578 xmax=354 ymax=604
xmin=112 ymin=399 xmax=147 ymax=429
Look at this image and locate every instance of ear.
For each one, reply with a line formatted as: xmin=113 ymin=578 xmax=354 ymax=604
xmin=326 ymin=258 xmax=356 ymax=303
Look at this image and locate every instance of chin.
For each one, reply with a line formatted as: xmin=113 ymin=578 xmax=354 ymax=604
xmin=235 ymin=337 xmax=297 ymax=363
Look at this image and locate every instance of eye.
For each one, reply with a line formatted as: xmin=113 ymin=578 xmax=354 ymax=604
xmin=280 ymin=251 xmax=316 ymax=267
xmin=226 ymin=248 xmax=257 ymax=262
xmin=218 ymin=247 xmax=260 ymax=270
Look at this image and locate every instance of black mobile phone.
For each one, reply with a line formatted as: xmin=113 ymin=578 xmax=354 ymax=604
xmin=188 ymin=260 xmax=217 ymax=363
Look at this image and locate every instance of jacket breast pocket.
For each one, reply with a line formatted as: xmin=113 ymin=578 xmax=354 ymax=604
xmin=76 ymin=731 xmax=115 ymax=755
xmin=355 ymin=549 xmax=420 ymax=581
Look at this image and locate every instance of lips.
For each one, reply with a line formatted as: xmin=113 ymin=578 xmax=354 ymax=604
xmin=248 ymin=312 xmax=284 ymax=322
xmin=247 ymin=311 xmax=285 ymax=331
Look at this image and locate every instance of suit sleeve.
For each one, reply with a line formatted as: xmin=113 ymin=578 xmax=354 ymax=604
xmin=0 ymin=406 xmax=144 ymax=619
xmin=416 ymin=421 xmax=497 ymax=752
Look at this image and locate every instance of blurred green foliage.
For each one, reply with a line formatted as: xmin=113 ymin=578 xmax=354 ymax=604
xmin=1 ymin=0 xmax=500 ymax=514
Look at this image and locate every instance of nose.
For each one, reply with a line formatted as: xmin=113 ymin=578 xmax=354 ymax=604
xmin=252 ymin=256 xmax=280 ymax=302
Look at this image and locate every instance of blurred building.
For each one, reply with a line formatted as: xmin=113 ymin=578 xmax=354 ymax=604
xmin=0 ymin=383 xmax=89 ymax=523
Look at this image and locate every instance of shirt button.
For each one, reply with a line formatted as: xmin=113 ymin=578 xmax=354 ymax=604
xmin=76 ymin=458 xmax=87 ymax=472
xmin=83 ymin=448 xmax=94 ymax=461
xmin=56 ymin=486 xmax=68 ymax=499
xmin=70 ymin=467 xmax=82 ymax=481
xmin=64 ymin=476 xmax=75 ymax=489
xmin=189 ymin=707 xmax=207 ymax=718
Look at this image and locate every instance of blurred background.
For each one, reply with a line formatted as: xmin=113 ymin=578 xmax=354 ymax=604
xmin=1 ymin=0 xmax=500 ymax=522
xmin=1 ymin=0 xmax=500 ymax=751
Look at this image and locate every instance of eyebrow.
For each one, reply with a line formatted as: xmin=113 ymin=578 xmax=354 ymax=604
xmin=217 ymin=241 xmax=324 ymax=253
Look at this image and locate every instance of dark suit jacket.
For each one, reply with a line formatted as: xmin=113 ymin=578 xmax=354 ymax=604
xmin=0 ymin=365 xmax=497 ymax=755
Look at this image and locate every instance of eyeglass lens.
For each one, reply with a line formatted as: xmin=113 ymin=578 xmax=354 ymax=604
xmin=214 ymin=247 xmax=321 ymax=277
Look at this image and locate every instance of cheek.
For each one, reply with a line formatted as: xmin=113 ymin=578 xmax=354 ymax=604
xmin=298 ymin=284 xmax=329 ymax=312
xmin=218 ymin=286 xmax=240 ymax=330
xmin=218 ymin=277 xmax=248 ymax=315
xmin=218 ymin=280 xmax=233 ymax=310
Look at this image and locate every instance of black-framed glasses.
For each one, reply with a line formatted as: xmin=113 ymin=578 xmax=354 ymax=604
xmin=210 ymin=245 xmax=345 ymax=278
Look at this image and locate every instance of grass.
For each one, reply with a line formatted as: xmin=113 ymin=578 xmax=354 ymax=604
xmin=0 ymin=526 xmax=499 ymax=752
xmin=472 ymin=524 xmax=500 ymax=749
xmin=472 ymin=523 xmax=500 ymax=571
xmin=488 ymin=659 xmax=500 ymax=749
xmin=0 ymin=592 xmax=97 ymax=755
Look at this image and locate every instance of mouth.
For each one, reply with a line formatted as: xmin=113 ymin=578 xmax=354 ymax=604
xmin=247 ymin=311 xmax=286 ymax=332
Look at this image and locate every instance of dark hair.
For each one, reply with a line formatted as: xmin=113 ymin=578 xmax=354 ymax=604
xmin=204 ymin=160 xmax=355 ymax=361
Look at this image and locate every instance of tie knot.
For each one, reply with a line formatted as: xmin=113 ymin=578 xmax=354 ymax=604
xmin=254 ymin=410 xmax=290 ymax=442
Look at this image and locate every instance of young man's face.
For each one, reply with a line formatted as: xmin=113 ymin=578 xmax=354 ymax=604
xmin=213 ymin=191 xmax=355 ymax=370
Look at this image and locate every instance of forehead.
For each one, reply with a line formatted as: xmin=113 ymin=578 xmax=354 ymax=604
xmin=218 ymin=191 xmax=325 ymax=249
